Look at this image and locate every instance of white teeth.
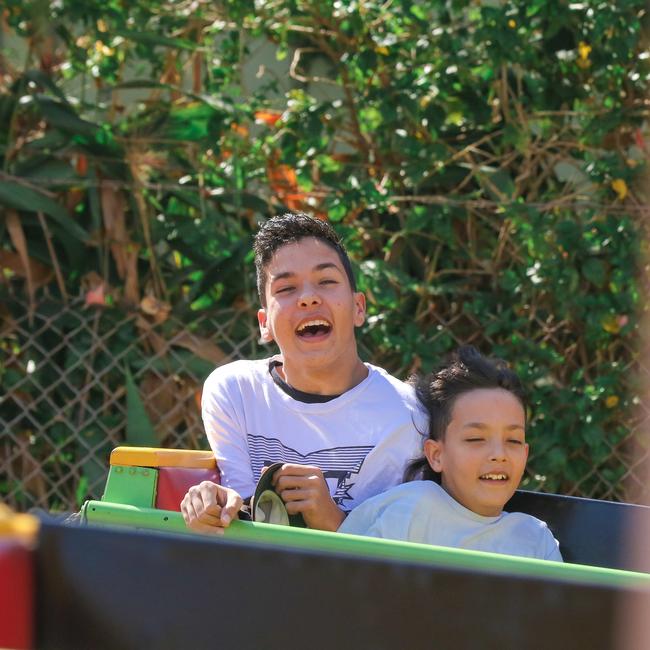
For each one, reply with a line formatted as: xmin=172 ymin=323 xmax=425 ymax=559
xmin=297 ymin=319 xmax=330 ymax=332
xmin=480 ymin=473 xmax=507 ymax=480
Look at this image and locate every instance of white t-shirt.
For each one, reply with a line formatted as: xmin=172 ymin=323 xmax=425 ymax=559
xmin=339 ymin=480 xmax=563 ymax=561
xmin=202 ymin=358 xmax=426 ymax=511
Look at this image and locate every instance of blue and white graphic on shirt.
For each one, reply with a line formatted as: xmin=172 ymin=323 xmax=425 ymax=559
xmin=248 ymin=434 xmax=374 ymax=507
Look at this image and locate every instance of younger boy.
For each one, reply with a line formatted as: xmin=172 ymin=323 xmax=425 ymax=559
xmin=339 ymin=346 xmax=562 ymax=561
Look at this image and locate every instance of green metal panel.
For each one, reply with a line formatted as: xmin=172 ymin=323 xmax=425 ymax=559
xmin=101 ymin=466 xmax=158 ymax=508
xmin=82 ymin=500 xmax=650 ymax=591
xmin=84 ymin=500 xmax=185 ymax=532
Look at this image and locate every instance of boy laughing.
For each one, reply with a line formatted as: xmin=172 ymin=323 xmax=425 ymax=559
xmin=181 ymin=213 xmax=424 ymax=533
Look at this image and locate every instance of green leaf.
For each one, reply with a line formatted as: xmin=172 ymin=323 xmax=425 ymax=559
xmin=210 ymin=191 xmax=269 ymax=214
xmin=582 ymin=258 xmax=607 ymax=288
xmin=0 ymin=180 xmax=88 ymax=242
xmin=125 ymin=368 xmax=159 ymax=447
xmin=410 ymin=5 xmax=428 ymax=21
xmin=75 ymin=475 xmax=89 ymax=507
xmin=488 ymin=169 xmax=516 ymax=198
xmin=78 ymin=427 xmax=111 ymax=503
xmin=15 ymin=157 xmax=77 ymax=181
xmin=556 ymin=220 xmax=581 ymax=249
xmin=327 ymin=198 xmax=347 ymax=222
xmin=23 ymin=69 xmax=68 ymax=103
xmin=35 ymin=95 xmax=99 ymax=138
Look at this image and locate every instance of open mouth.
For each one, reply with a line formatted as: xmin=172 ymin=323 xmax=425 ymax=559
xmin=296 ymin=319 xmax=332 ymax=339
xmin=479 ymin=473 xmax=508 ymax=482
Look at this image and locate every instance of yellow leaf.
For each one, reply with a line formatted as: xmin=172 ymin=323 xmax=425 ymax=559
xmin=375 ymin=46 xmax=389 ymax=56
xmin=576 ymin=41 xmax=592 ymax=69
xmin=601 ymin=314 xmax=621 ymax=334
xmin=445 ymin=111 xmax=464 ymax=126
xmin=605 ymin=395 xmax=619 ymax=409
xmin=611 ymin=178 xmax=628 ymax=200
xmin=508 ymin=19 xmax=516 ymax=29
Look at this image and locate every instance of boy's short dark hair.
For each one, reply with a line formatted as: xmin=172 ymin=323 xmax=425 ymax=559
xmin=253 ymin=212 xmax=357 ymax=305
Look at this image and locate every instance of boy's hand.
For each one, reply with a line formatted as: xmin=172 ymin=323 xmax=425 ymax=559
xmin=181 ymin=481 xmax=242 ymax=535
xmin=272 ymin=464 xmax=346 ymax=532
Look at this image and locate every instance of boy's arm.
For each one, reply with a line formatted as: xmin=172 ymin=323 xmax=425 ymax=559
xmin=542 ymin=525 xmax=564 ymax=562
xmin=272 ymin=464 xmax=346 ymax=531
xmin=201 ymin=367 xmax=257 ymax=498
xmin=180 ymin=365 xmax=254 ymax=533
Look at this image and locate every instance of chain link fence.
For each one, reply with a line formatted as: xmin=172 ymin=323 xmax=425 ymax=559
xmin=1 ymin=292 xmax=647 ymax=512
xmin=398 ymin=301 xmax=648 ymax=505
xmin=1 ymin=292 xmax=261 ymax=511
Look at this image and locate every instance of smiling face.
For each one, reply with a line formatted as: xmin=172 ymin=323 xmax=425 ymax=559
xmin=423 ymin=388 xmax=528 ymax=517
xmin=257 ymin=237 xmax=366 ymax=391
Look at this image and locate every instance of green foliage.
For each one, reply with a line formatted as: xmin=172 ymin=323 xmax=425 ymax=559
xmin=1 ymin=0 xmax=648 ymax=504
xmin=124 ymin=367 xmax=158 ymax=447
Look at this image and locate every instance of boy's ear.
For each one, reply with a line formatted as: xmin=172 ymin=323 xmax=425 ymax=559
xmin=257 ymin=308 xmax=274 ymax=343
xmin=423 ymin=439 xmax=443 ymax=473
xmin=353 ymin=291 xmax=366 ymax=328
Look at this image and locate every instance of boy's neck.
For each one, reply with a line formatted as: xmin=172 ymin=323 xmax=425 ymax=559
xmin=277 ymin=355 xmax=369 ymax=396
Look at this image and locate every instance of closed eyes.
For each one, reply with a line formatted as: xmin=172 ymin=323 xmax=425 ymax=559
xmin=274 ymin=278 xmax=338 ymax=294
xmin=464 ymin=437 xmax=525 ymax=444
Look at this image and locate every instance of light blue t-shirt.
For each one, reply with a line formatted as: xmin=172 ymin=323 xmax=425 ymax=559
xmin=339 ymin=480 xmax=563 ymax=562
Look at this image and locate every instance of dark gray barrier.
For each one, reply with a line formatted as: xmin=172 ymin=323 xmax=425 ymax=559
xmin=506 ymin=490 xmax=650 ymax=571
xmin=36 ymin=521 xmax=650 ymax=650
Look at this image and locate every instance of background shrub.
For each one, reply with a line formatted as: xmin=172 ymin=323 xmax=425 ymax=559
xmin=1 ymin=0 xmax=648 ymax=507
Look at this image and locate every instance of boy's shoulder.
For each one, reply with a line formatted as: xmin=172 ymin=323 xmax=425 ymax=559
xmin=365 ymin=480 xmax=440 ymax=509
xmin=204 ymin=357 xmax=272 ymax=389
xmin=364 ymin=364 xmax=419 ymax=403
xmin=500 ymin=510 xmax=562 ymax=560
xmin=501 ymin=510 xmax=556 ymax=538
